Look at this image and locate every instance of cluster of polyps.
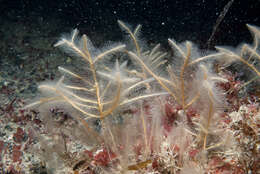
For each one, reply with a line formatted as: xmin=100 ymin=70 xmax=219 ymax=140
xmin=26 ymin=21 xmax=260 ymax=173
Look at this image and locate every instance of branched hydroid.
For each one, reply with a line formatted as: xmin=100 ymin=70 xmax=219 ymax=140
xmin=25 ymin=21 xmax=260 ymax=173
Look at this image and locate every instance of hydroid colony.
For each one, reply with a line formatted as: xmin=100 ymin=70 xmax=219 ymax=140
xmin=26 ymin=21 xmax=260 ymax=173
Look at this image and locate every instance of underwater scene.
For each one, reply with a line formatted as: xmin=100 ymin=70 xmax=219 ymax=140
xmin=0 ymin=0 xmax=259 ymax=173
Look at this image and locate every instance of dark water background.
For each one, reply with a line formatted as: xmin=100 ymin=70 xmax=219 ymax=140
xmin=1 ymin=0 xmax=260 ymax=46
